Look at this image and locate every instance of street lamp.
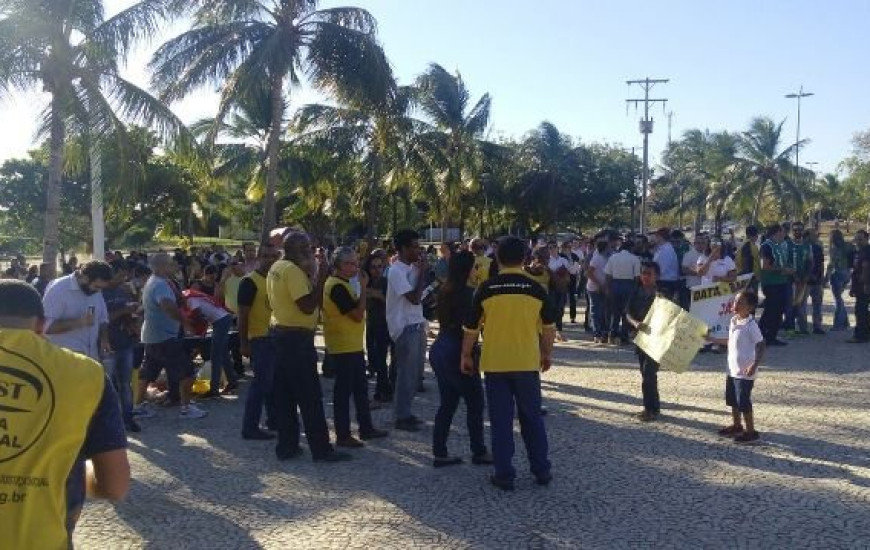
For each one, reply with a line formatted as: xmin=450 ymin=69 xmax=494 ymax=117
xmin=805 ymin=160 xmax=820 ymax=227
xmin=785 ymin=86 xmax=814 ymax=219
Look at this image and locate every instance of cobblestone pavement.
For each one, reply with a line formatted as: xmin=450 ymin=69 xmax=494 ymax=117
xmin=75 ymin=296 xmax=870 ymax=549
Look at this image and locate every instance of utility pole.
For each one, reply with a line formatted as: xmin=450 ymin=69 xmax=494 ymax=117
xmin=785 ymin=85 xmax=814 ymax=221
xmin=667 ymin=111 xmax=674 ymax=145
xmin=627 ymin=77 xmax=669 ymax=234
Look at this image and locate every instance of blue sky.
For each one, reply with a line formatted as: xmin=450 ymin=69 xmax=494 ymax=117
xmin=1 ymin=0 xmax=868 ymax=175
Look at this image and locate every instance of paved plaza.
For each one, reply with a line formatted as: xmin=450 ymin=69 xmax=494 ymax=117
xmin=76 ymin=298 xmax=870 ymax=549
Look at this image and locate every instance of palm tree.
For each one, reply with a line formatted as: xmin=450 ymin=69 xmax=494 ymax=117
xmin=0 ymin=0 xmax=185 ymax=268
xmin=150 ymin=0 xmax=393 ymax=243
xmin=414 ymin=63 xmax=491 ymax=237
xmin=738 ymin=117 xmax=802 ymax=223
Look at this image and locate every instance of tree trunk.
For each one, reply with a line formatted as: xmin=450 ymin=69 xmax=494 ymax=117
xmin=43 ymin=100 xmax=64 ymax=275
xmin=91 ymin=142 xmax=106 ymax=261
xmin=259 ymin=72 xmax=286 ymax=245
xmin=751 ymin=183 xmax=766 ymax=225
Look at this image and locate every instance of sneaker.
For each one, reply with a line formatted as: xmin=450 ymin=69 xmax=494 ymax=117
xmin=132 ymin=403 xmax=156 ymax=419
xmin=394 ymin=418 xmax=420 ymax=432
xmin=199 ymin=390 xmax=221 ymax=399
xmin=336 ymin=436 xmax=365 ymax=448
xmin=360 ymin=428 xmax=389 ymax=441
xmin=179 ymin=403 xmax=208 ymax=419
xmin=783 ymin=329 xmax=797 ymax=339
xmin=717 ymin=425 xmax=744 ymax=437
xmin=637 ymin=410 xmax=658 ymax=422
xmin=535 ymin=472 xmax=553 ymax=486
xmin=608 ymin=336 xmax=619 ymax=345
xmin=313 ymin=450 xmax=353 ymax=463
xmin=220 ymin=383 xmax=239 ymax=395
xmin=489 ymin=475 xmax=515 ymax=491
xmin=734 ymin=430 xmax=760 ymax=444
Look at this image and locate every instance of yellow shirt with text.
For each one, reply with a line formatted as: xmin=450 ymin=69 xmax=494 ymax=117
xmin=267 ymin=260 xmax=318 ymax=329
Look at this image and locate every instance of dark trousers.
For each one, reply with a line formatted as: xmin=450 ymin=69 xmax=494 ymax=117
xmin=209 ymin=315 xmax=236 ymax=391
xmin=760 ymin=283 xmax=788 ymax=343
xmin=854 ymin=293 xmax=870 ymax=341
xmin=242 ymin=337 xmax=276 ymax=435
xmin=637 ymin=350 xmax=660 ymax=414
xmin=332 ymin=351 xmax=374 ymax=439
xmin=271 ymin=329 xmax=333 ymax=459
xmin=609 ymin=279 xmax=635 ymax=339
xmin=783 ymin=281 xmax=797 ymax=331
xmin=568 ymin=275 xmax=578 ymax=321
xmin=485 ymin=371 xmax=550 ymax=482
xmin=429 ymin=334 xmax=487 ymax=458
xmin=366 ymin=324 xmax=393 ymax=400
xmin=549 ymin=289 xmax=567 ymax=331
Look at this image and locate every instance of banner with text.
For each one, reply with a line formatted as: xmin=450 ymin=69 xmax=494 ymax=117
xmin=689 ymin=274 xmax=754 ymax=338
xmin=634 ymin=297 xmax=709 ymax=373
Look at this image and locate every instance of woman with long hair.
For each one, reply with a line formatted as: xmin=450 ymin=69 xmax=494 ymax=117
xmin=826 ymin=229 xmax=853 ymax=330
xmin=428 ymin=250 xmax=492 ymax=467
xmin=363 ymin=250 xmax=393 ymax=403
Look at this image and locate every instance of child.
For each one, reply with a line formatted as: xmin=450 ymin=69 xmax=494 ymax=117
xmin=708 ymin=290 xmax=766 ymax=444
xmin=625 ymin=261 xmax=662 ymax=422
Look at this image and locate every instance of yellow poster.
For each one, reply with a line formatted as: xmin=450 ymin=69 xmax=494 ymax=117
xmin=634 ymin=297 xmax=709 ymax=373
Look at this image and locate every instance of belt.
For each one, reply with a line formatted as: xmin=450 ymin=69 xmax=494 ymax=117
xmin=270 ymin=325 xmax=316 ymax=334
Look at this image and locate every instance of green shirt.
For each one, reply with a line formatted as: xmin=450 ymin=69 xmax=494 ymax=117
xmin=791 ymin=240 xmax=813 ymax=279
xmin=759 ymin=239 xmax=788 ymax=286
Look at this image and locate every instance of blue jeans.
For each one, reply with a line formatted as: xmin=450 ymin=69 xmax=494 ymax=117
xmin=485 ymin=371 xmax=550 ymax=482
xmin=608 ymin=279 xmax=635 ymax=339
xmin=393 ymin=323 xmax=425 ymax=421
xmin=797 ymin=283 xmax=823 ymax=332
xmin=112 ymin=347 xmax=135 ymax=422
xmin=429 ymin=333 xmax=486 ymax=458
xmin=242 ymin=337 xmax=276 ymax=435
xmin=210 ymin=315 xmax=236 ymax=390
xmin=332 ymin=352 xmax=374 ymax=439
xmin=830 ymin=270 xmax=850 ymax=329
xmin=588 ymin=291 xmax=606 ymax=338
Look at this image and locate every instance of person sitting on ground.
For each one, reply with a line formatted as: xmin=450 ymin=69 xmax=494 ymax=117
xmin=429 ymin=250 xmax=492 ymax=468
xmin=625 ymin=261 xmax=663 ymax=422
xmin=707 ymin=290 xmax=766 ymax=444
xmin=0 ymin=280 xmax=130 ymax=548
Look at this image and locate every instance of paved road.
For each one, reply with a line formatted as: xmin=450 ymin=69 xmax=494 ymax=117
xmin=75 ymin=304 xmax=870 ymax=549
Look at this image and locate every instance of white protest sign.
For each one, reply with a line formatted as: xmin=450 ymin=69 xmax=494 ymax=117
xmin=634 ymin=297 xmax=709 ymax=373
xmin=689 ymin=274 xmax=753 ymax=338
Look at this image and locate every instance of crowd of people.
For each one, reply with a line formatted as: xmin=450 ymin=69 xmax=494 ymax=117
xmin=2 ymin=220 xmax=869 ymax=546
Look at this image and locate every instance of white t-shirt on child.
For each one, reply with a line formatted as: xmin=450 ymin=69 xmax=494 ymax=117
xmin=727 ymin=315 xmax=763 ymax=380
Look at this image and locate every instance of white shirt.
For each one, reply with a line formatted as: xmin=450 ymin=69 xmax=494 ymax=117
xmin=187 ymin=296 xmax=231 ymax=324
xmin=697 ymin=255 xmax=736 ymax=286
xmin=586 ymin=251 xmax=609 ymax=292
xmin=682 ymin=248 xmax=703 ymax=288
xmin=605 ymin=250 xmax=641 ymax=281
xmin=548 ymin=255 xmax=570 ymax=274
xmin=653 ymin=242 xmax=680 ymax=282
xmin=42 ymin=274 xmax=109 ymax=360
xmin=386 ymin=260 xmax=426 ymax=341
xmin=727 ymin=316 xmax=764 ymax=380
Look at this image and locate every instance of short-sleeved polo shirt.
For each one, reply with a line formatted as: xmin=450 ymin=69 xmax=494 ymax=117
xmin=605 ymin=250 xmax=641 ymax=281
xmin=267 ymin=260 xmax=317 ymax=329
xmin=463 ymin=267 xmax=556 ymax=373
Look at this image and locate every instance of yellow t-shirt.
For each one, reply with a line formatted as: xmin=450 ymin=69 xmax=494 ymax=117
xmin=0 ymin=329 xmax=105 ymax=550
xmin=240 ymin=271 xmax=271 ymax=339
xmin=463 ymin=268 xmax=556 ymax=373
xmin=322 ymin=276 xmax=365 ymax=354
xmin=223 ymin=275 xmax=242 ymax=313
xmin=267 ymin=260 xmax=318 ymax=329
xmin=468 ymin=255 xmax=493 ymax=288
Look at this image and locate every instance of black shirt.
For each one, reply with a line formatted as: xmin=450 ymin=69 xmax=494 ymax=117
xmin=365 ymin=277 xmax=388 ymax=331
xmin=437 ymin=285 xmax=475 ymax=340
xmin=330 ymin=281 xmax=358 ymax=314
xmin=626 ymin=284 xmax=657 ymax=323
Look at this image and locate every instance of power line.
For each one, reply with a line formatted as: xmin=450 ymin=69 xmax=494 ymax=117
xmin=626 ymin=77 xmax=669 ymax=234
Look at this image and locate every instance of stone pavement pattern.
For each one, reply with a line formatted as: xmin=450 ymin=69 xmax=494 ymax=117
xmin=75 ymin=296 xmax=870 ymax=549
